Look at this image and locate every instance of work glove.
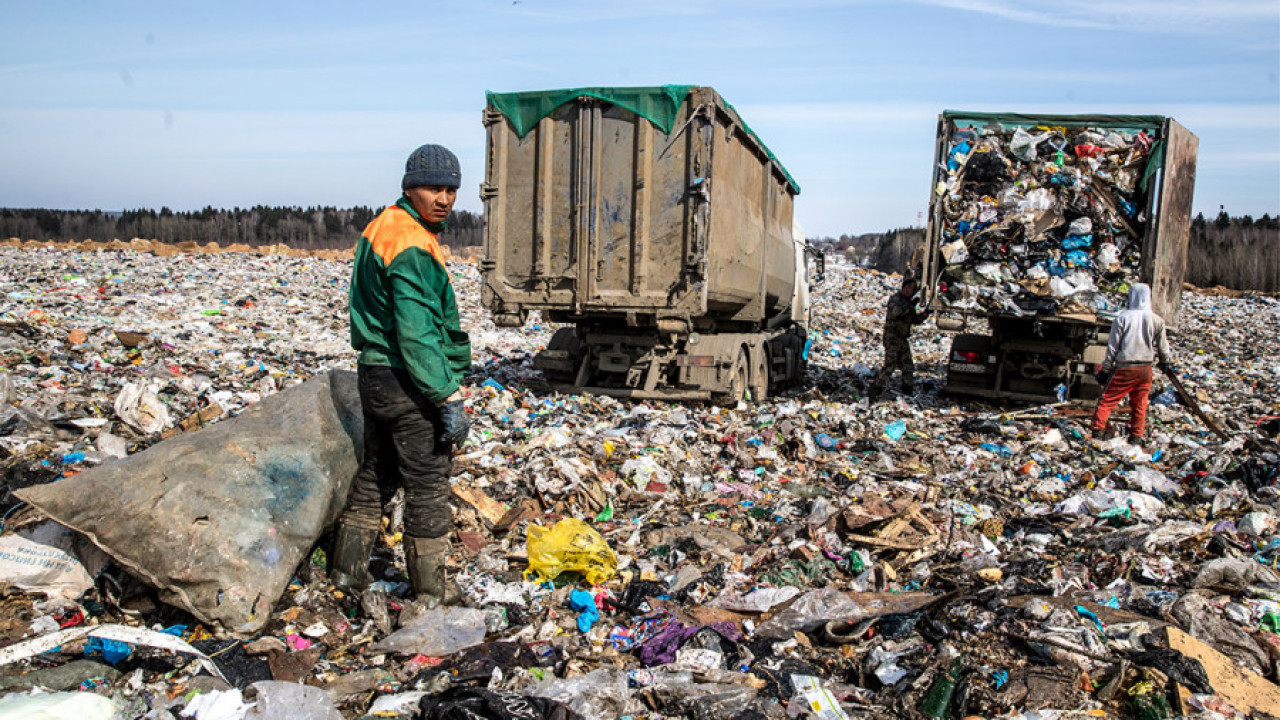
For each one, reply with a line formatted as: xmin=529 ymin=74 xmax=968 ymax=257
xmin=1157 ymin=361 xmax=1177 ymax=376
xmin=438 ymin=400 xmax=471 ymax=446
xmin=1096 ymin=369 xmax=1112 ymax=387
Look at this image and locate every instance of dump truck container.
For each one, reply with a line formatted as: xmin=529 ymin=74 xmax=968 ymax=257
xmin=921 ymin=111 xmax=1198 ymax=402
xmin=481 ymin=86 xmax=820 ymax=401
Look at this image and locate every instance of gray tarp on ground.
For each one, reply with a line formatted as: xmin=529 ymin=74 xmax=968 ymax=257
xmin=16 ymin=370 xmax=363 ymax=635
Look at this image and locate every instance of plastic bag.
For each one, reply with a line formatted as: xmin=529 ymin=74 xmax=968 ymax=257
xmin=113 ymin=380 xmax=172 ymax=434
xmin=1009 ymin=128 xmax=1046 ymax=162
xmin=17 ymin=371 xmax=363 ymax=635
xmin=1067 ymin=217 xmax=1093 ymax=236
xmin=1129 ymin=466 xmax=1180 ymax=496
xmin=755 ymin=588 xmax=934 ymax=637
xmin=369 ymin=606 xmax=488 ymax=656
xmin=0 ymin=691 xmax=120 ymax=719
xmin=246 ymin=681 xmax=343 ymax=720
xmin=1055 ymin=489 xmax=1166 ymax=521
xmin=1061 ymin=234 xmax=1093 ymax=250
xmin=940 ymin=239 xmax=968 ymax=265
xmin=525 ymin=518 xmax=617 ymax=585
xmin=533 ymin=668 xmax=640 ymax=720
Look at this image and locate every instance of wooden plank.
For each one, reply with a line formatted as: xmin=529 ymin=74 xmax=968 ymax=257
xmin=845 ymin=532 xmax=940 ymax=551
xmin=1166 ymin=369 xmax=1229 ymax=440
xmin=160 ymin=403 xmax=224 ymax=440
xmin=1162 ymin=625 xmax=1280 ymax=717
xmin=452 ymin=486 xmax=510 ymax=527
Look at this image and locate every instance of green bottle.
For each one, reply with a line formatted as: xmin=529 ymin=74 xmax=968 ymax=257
xmin=920 ymin=658 xmax=963 ymax=718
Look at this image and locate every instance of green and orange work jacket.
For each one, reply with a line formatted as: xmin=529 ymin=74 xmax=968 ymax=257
xmin=348 ymin=197 xmax=471 ymax=404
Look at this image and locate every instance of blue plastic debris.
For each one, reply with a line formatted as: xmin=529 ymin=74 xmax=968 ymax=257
xmin=1075 ymin=605 xmax=1105 ymax=632
xmin=570 ymin=589 xmax=599 ymax=633
xmin=884 ymin=420 xmax=907 ymax=441
xmin=84 ymin=636 xmax=132 ymax=665
xmin=991 ymin=670 xmax=1008 ymax=689
xmin=980 ymin=443 xmax=1013 ymax=458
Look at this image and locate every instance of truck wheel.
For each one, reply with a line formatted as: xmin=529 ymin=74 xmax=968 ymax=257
xmin=731 ymin=352 xmax=749 ymax=403
xmin=715 ymin=350 xmax=750 ymax=404
xmin=750 ymin=353 xmax=768 ymax=402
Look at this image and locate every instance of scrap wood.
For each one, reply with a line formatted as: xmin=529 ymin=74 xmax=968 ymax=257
xmin=1166 ymin=369 xmax=1231 ymax=440
xmin=493 ymin=498 xmax=542 ymax=534
xmin=845 ymin=503 xmax=940 ymax=551
xmin=452 ymin=486 xmax=510 ymax=527
xmin=1160 ymin=625 xmax=1280 ymax=717
xmin=160 ymin=402 xmax=225 ymax=439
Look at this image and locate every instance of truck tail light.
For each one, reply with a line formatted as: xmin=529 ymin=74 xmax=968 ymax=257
xmin=676 ymin=355 xmax=715 ymax=367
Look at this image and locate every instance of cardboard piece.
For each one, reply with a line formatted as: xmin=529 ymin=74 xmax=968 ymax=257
xmin=1161 ymin=625 xmax=1280 ymax=716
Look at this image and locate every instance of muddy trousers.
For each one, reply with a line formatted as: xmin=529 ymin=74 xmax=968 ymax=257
xmin=1091 ymin=365 xmax=1153 ymax=438
xmin=879 ymin=336 xmax=915 ymax=387
xmin=339 ymin=364 xmax=453 ymax=539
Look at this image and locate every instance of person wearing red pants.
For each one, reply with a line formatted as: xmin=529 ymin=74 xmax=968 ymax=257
xmin=1091 ymin=283 xmax=1175 ymax=444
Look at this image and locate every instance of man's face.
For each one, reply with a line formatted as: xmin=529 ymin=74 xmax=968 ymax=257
xmin=405 ymin=185 xmax=458 ymax=224
xmin=901 ymin=282 xmax=919 ymax=297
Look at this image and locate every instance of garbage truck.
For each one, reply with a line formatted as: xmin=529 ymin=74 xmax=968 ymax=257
xmin=479 ymin=86 xmax=822 ymax=401
xmin=921 ymin=110 xmax=1198 ymax=402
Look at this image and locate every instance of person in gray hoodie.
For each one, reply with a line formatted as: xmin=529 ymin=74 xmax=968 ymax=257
xmin=1090 ymin=283 xmax=1175 ymax=444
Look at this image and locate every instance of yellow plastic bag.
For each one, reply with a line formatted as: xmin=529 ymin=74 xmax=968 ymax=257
xmin=525 ymin=518 xmax=617 ymax=585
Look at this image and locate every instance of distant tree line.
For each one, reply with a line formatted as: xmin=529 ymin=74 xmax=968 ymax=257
xmin=809 ymin=211 xmax=1279 ymax=292
xmin=0 ymin=205 xmax=483 ymax=250
xmin=809 ymin=228 xmax=925 ymax=273
xmin=1186 ymin=210 xmax=1280 ymax=292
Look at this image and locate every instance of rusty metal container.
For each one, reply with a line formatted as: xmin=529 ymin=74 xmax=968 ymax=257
xmin=480 ymin=86 xmax=800 ymax=333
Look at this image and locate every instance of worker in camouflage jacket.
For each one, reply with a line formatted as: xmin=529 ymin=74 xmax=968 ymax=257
xmin=331 ymin=144 xmax=472 ymax=609
xmin=874 ymin=275 xmax=929 ymax=395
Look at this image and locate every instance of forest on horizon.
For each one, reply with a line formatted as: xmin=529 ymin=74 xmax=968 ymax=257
xmin=1 ymin=205 xmax=1276 ymax=291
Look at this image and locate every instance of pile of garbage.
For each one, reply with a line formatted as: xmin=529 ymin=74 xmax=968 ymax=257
xmin=1 ymin=245 xmax=1279 ymax=720
xmin=933 ymin=118 xmax=1162 ymax=321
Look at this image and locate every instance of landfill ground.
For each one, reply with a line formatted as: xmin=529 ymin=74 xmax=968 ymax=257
xmin=1 ymin=245 xmax=1279 ymax=720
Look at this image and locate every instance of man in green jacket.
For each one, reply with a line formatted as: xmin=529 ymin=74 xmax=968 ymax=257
xmin=331 ymin=144 xmax=472 ymax=607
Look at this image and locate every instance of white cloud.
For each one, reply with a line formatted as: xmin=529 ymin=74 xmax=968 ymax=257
xmin=905 ymin=0 xmax=1280 ymax=34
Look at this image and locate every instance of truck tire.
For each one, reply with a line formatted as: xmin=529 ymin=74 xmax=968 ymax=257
xmin=750 ymin=351 xmax=768 ymax=402
xmin=715 ymin=349 xmax=750 ymax=404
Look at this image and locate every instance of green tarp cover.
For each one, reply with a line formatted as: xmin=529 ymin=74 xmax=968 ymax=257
xmin=486 ymin=85 xmax=800 ymax=194
xmin=487 ymin=85 xmax=695 ymax=138
xmin=943 ymin=110 xmax=1166 ymax=133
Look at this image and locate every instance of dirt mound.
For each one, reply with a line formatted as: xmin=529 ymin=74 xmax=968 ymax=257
xmin=0 ymin=237 xmax=483 ymax=263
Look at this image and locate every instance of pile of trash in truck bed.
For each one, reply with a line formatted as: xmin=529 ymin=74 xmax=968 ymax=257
xmin=933 ymin=117 xmax=1165 ymax=322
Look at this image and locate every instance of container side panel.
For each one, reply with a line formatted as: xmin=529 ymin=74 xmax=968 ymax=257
xmin=590 ymin=105 xmax=640 ymax=302
xmin=1149 ymin=120 xmax=1198 ymax=327
xmin=497 ymin=123 xmax=534 ymax=293
xmin=648 ymin=119 xmax=697 ymax=306
xmin=706 ymin=123 xmax=766 ymax=316
xmin=544 ymin=111 xmax=577 ymax=280
xmin=764 ymin=181 xmax=797 ymax=316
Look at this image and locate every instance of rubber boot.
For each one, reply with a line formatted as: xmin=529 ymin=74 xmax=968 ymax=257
xmin=330 ymin=510 xmax=380 ymax=591
xmin=403 ymin=535 xmax=461 ymax=609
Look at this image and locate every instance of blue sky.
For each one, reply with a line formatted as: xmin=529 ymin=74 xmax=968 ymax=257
xmin=0 ymin=0 xmax=1276 ymax=236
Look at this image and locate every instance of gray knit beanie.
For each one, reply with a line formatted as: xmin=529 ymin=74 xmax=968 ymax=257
xmin=402 ymin=144 xmax=461 ymax=190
